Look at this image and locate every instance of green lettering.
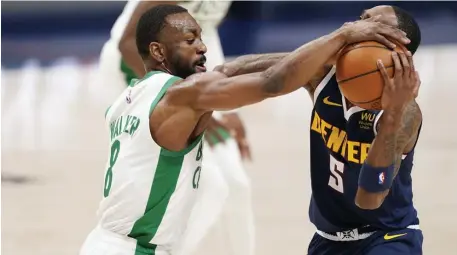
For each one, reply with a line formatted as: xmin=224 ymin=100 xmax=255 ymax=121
xmin=110 ymin=122 xmax=116 ymax=141
xmin=129 ymin=117 xmax=140 ymax=136
xmin=123 ymin=115 xmax=132 ymax=133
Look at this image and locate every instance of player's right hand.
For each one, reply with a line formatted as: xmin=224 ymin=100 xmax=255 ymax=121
xmin=377 ymin=50 xmax=420 ymax=112
xmin=341 ymin=16 xmax=410 ymax=49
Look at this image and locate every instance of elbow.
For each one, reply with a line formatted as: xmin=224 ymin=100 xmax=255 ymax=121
xmin=354 ymin=188 xmax=387 ymax=210
xmin=355 ymin=199 xmax=382 ymax=210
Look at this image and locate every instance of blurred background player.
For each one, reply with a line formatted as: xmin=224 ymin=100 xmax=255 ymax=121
xmin=97 ymin=1 xmax=255 ymax=255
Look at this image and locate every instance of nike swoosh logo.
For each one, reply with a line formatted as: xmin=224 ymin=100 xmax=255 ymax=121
xmin=323 ymin=96 xmax=342 ymax=107
xmin=384 ymin=233 xmax=407 ymax=240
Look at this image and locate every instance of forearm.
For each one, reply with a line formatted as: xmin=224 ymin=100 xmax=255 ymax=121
xmin=216 ymin=53 xmax=289 ymax=77
xmin=366 ymin=111 xmax=403 ymax=166
xmin=261 ymin=29 xmax=347 ymax=96
xmin=355 ymin=110 xmax=405 ymax=209
xmin=119 ymin=38 xmax=147 ymax=78
xmin=186 ymin=28 xmax=351 ymax=111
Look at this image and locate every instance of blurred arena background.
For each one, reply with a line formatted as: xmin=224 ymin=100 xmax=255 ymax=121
xmin=2 ymin=1 xmax=457 ymax=255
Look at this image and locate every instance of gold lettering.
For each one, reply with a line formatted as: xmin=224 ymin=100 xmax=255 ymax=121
xmin=361 ymin=112 xmax=375 ymax=122
xmin=360 ymin=143 xmax=371 ymax=164
xmin=347 ymin=141 xmax=360 ymax=163
xmin=341 ymin=137 xmax=348 ymax=158
xmin=327 ymin=127 xmax=346 ymax=153
xmin=320 ymin=119 xmax=331 ymax=142
xmin=311 ymin=112 xmax=321 ymax=133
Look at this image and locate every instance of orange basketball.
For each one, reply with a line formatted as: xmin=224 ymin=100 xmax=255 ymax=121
xmin=335 ymin=41 xmax=406 ymax=110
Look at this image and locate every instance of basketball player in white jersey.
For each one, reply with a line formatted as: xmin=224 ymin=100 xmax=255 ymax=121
xmin=80 ymin=4 xmax=409 ymax=255
xmin=97 ymin=1 xmax=255 ymax=255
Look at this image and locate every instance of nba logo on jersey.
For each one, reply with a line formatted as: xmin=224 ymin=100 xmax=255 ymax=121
xmin=126 ymin=90 xmax=132 ymax=104
xmin=378 ymin=172 xmax=385 ymax=184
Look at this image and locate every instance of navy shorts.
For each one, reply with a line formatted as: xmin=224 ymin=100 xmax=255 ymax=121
xmin=308 ymin=227 xmax=423 ymax=255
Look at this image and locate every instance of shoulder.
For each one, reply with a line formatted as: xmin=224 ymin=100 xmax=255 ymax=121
xmin=375 ymin=101 xmax=422 ymax=134
xmin=164 ymin=71 xmax=228 ymax=104
xmin=304 ymin=65 xmax=333 ymax=96
xmin=168 ymin=71 xmax=227 ymax=91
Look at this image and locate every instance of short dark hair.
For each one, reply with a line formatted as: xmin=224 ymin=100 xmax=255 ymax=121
xmin=136 ymin=4 xmax=188 ymax=59
xmin=392 ymin=6 xmax=421 ymax=54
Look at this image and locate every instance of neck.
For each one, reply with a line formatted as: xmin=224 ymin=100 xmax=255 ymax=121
xmin=146 ymin=63 xmax=173 ymax=76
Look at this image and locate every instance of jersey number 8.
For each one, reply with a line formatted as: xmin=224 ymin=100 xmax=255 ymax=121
xmin=104 ymin=140 xmax=121 ymax=197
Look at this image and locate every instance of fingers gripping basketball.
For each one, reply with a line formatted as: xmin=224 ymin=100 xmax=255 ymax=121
xmin=336 ymin=41 xmax=406 ymax=110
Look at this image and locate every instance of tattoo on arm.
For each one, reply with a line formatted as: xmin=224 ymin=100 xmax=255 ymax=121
xmin=368 ymin=101 xmax=421 ymax=169
xmin=355 ymin=101 xmax=421 ymax=209
xmin=216 ymin=53 xmax=289 ymax=77
xmin=261 ymin=67 xmax=285 ymax=94
xmin=392 ymin=101 xmax=422 ymax=175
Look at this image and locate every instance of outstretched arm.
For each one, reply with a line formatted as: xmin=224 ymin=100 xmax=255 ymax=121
xmin=215 ymin=52 xmax=334 ymax=95
xmin=167 ymin=18 xmax=409 ymax=111
xmin=355 ymin=51 xmax=422 ymax=210
xmin=213 ymin=53 xmax=289 ymax=77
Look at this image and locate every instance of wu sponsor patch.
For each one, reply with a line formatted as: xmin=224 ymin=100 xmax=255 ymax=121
xmin=358 ymin=112 xmax=376 ymax=130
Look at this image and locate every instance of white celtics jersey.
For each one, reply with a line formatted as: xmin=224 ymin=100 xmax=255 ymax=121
xmin=99 ymin=71 xmax=204 ymax=248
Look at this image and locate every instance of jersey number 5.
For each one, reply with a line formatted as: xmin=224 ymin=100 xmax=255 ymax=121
xmin=328 ymin=155 xmax=344 ymax=193
xmin=104 ymin=140 xmax=120 ymax=197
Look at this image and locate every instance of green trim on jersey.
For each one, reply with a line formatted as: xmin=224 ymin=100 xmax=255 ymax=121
xmin=161 ymin=133 xmax=204 ymax=157
xmin=120 ymin=57 xmax=164 ymax=87
xmin=127 ymin=73 xmax=203 ymax=250
xmin=128 ymin=78 xmax=139 ymax=87
xmin=148 ymin=76 xmax=181 ymax=114
xmin=133 ymin=243 xmax=156 ymax=255
xmin=129 ymin=71 xmax=163 ymax=87
xmin=104 ymin=106 xmax=111 ymax=119
xmin=105 ymin=71 xmax=164 ymax=120
xmin=128 ymin=140 xmax=203 ymax=250
xmin=147 ymin=75 xmax=204 ymax=157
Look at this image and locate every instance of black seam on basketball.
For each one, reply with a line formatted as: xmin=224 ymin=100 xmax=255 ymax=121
xmin=350 ymin=95 xmax=382 ymax=104
xmin=338 ymin=66 xmax=394 ymax=84
xmin=340 ymin=45 xmax=390 ymax=58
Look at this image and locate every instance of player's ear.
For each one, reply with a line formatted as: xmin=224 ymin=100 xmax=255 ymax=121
xmin=149 ymin=42 xmax=165 ymax=63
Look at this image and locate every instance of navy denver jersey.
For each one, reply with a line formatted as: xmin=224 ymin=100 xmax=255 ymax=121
xmin=308 ymin=67 xmax=420 ymax=233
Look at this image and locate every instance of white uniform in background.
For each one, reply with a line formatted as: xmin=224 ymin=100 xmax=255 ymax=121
xmin=92 ymin=1 xmax=255 ymax=255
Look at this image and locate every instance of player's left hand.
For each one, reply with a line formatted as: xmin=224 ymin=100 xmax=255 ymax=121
xmin=377 ymin=50 xmax=421 ymax=112
xmin=205 ymin=116 xmax=231 ymax=147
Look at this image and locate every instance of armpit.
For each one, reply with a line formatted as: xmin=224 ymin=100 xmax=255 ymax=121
xmin=304 ymin=65 xmax=333 ymax=100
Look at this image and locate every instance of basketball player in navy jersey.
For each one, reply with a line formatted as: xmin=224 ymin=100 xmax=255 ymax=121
xmin=216 ymin=5 xmax=423 ymax=254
